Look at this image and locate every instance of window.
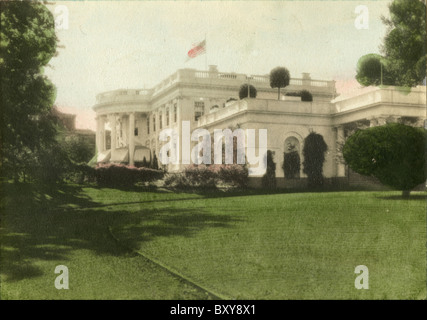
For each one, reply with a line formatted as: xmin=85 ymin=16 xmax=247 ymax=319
xmin=166 ymin=108 xmax=170 ymax=126
xmin=153 ymin=115 xmax=156 ymax=132
xmin=159 ymin=112 xmax=163 ymax=130
xmin=174 ymin=103 xmax=177 ymax=123
xmin=194 ymin=101 xmax=205 ymax=121
xmin=147 ymin=117 xmax=150 ymax=134
xmin=134 ymin=128 xmax=138 ymax=136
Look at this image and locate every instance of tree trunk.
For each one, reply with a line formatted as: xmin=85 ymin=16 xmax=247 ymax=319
xmin=402 ymin=190 xmax=411 ymax=198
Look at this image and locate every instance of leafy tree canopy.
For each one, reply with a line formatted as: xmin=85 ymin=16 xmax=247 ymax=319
xmin=269 ymin=67 xmax=290 ymax=100
xmin=343 ymin=123 xmax=426 ymax=197
xmin=356 ymin=0 xmax=426 ymax=87
xmin=302 ymin=132 xmax=328 ymax=187
xmin=0 ymin=1 xmax=59 ymax=181
xmin=238 ymin=84 xmax=257 ymax=99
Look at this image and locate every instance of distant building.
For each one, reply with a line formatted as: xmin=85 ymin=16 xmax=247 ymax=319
xmin=92 ymin=66 xmax=426 ymax=187
xmin=53 ymin=106 xmax=96 ymax=152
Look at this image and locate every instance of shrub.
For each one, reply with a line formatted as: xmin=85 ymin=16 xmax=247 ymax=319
xmin=285 ymin=91 xmax=300 ymax=97
xmin=283 ymin=151 xmax=300 ymax=179
xmin=300 ymin=90 xmax=313 ymax=102
xmin=66 ymin=163 xmax=96 ymax=184
xmin=343 ymin=123 xmax=426 ymax=197
xmin=95 ymin=163 xmax=164 ymax=188
xmin=302 ymin=132 xmax=328 ymax=188
xmin=262 ymin=150 xmax=276 ymax=189
xmin=163 ymin=164 xmax=248 ymax=190
xmin=183 ymin=165 xmax=217 ymax=188
xmin=151 ymin=152 xmax=159 ymax=170
xmin=217 ymin=164 xmax=249 ymax=188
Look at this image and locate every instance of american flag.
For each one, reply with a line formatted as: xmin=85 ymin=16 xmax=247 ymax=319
xmin=187 ymin=40 xmax=206 ymax=59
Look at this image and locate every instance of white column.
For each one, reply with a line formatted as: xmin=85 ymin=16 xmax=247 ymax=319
xmin=96 ymin=116 xmax=102 ymax=154
xmin=99 ymin=116 xmax=105 ymax=152
xmin=110 ymin=114 xmax=117 ymax=161
xmin=128 ymin=112 xmax=135 ymax=166
xmin=336 ymin=125 xmax=346 ymax=177
xmin=96 ymin=116 xmax=106 ymax=153
xmin=102 ymin=116 xmax=107 ymax=151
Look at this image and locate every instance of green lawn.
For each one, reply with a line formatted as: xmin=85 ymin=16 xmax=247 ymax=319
xmin=1 ymin=182 xmax=425 ymax=299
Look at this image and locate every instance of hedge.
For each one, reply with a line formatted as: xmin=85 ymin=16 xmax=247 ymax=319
xmin=164 ymin=164 xmax=248 ymax=190
xmin=95 ymin=163 xmax=164 ymax=187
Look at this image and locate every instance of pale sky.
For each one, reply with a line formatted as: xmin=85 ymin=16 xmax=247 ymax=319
xmin=45 ymin=0 xmax=392 ymax=130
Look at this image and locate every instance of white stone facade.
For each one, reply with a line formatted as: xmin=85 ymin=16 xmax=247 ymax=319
xmin=92 ymin=66 xmax=426 ymax=180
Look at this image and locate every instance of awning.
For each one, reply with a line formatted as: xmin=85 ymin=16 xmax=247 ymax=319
xmin=110 ymin=148 xmax=129 ymax=163
xmin=134 ymin=146 xmax=151 ymax=162
xmin=97 ymin=150 xmax=111 ymax=163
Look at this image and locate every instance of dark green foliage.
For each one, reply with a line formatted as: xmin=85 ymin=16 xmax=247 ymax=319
xmin=141 ymin=156 xmax=149 ymax=168
xmin=300 ymin=90 xmax=313 ymax=102
xmin=238 ymin=84 xmax=257 ymax=99
xmin=356 ymin=54 xmax=388 ymax=86
xmin=63 ymin=139 xmax=95 ymax=164
xmin=283 ymin=151 xmax=301 ymax=179
xmin=382 ymin=0 xmax=426 ymax=87
xmin=269 ymin=67 xmax=290 ymax=100
xmin=29 ymin=142 xmax=72 ymax=185
xmin=285 ymin=92 xmax=300 ymax=97
xmin=356 ymin=0 xmax=426 ymax=87
xmin=0 ymin=1 xmax=59 ymax=181
xmin=262 ymin=150 xmax=276 ymax=189
xmin=69 ymin=163 xmax=96 ymax=184
xmin=284 ymin=90 xmax=312 ymax=101
xmin=164 ymin=164 xmax=248 ymax=190
xmin=95 ymin=163 xmax=164 ymax=187
xmin=302 ymin=132 xmax=328 ymax=187
xmin=343 ymin=123 xmax=426 ymax=196
xmin=151 ymin=152 xmax=159 ymax=170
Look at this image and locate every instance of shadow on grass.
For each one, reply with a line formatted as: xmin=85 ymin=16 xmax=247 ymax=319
xmin=0 ymin=182 xmax=240 ymax=282
xmin=375 ymin=194 xmax=427 ymax=201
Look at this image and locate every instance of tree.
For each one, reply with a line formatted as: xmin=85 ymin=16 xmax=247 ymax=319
xmin=355 ymin=0 xmax=426 ymax=87
xmin=302 ymin=132 xmax=328 ymax=188
xmin=151 ymin=152 xmax=159 ymax=170
xmin=238 ymin=84 xmax=257 ymax=99
xmin=343 ymin=123 xmax=426 ymax=197
xmin=0 ymin=1 xmax=59 ymax=182
xmin=356 ymin=54 xmax=389 ymax=86
xmin=63 ymin=138 xmax=95 ymax=164
xmin=300 ymin=90 xmax=313 ymax=102
xmin=269 ymin=67 xmax=290 ymax=100
xmin=382 ymin=0 xmax=426 ymax=87
xmin=262 ymin=150 xmax=276 ymax=189
xmin=141 ymin=156 xmax=149 ymax=168
xmin=283 ymin=150 xmax=300 ymax=179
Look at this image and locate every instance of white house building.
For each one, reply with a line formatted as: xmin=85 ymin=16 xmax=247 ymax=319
xmin=92 ymin=65 xmax=426 ymax=187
